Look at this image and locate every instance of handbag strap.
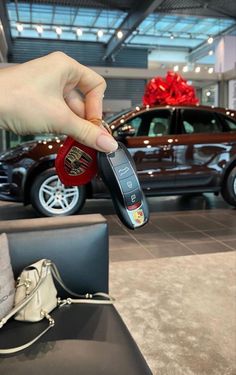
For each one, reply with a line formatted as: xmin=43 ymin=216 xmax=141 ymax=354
xmin=0 ymin=261 xmax=54 ymax=355
xmin=0 ymin=260 xmax=114 ymax=355
xmin=0 ymin=312 xmax=54 ymax=355
xmin=50 ymin=262 xmax=114 ymax=303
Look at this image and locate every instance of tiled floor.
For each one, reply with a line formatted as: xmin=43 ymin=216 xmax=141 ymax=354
xmin=105 ymin=197 xmax=236 ymax=262
xmin=0 ymin=194 xmax=235 ymax=262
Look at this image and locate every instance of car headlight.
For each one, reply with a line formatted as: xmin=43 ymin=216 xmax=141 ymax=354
xmin=0 ymin=144 xmax=36 ymax=161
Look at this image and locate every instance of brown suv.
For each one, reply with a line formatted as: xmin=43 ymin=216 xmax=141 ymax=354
xmin=0 ymin=104 xmax=235 ymax=216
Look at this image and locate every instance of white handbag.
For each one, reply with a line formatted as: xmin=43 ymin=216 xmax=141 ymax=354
xmin=0 ymin=259 xmax=113 ymax=354
xmin=0 ymin=233 xmax=15 ymax=320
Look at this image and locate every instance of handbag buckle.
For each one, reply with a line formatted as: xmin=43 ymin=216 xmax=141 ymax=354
xmin=40 ymin=310 xmax=55 ymax=326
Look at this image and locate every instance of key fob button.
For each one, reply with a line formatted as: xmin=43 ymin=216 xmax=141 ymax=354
xmin=114 ymin=163 xmax=133 ymax=180
xmin=109 ymin=149 xmax=129 ymax=167
xmin=120 ymin=175 xmax=139 ymax=194
xmin=124 ymin=189 xmax=142 ymax=207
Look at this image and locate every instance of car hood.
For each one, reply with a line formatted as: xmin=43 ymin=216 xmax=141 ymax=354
xmin=0 ymin=137 xmax=64 ymax=162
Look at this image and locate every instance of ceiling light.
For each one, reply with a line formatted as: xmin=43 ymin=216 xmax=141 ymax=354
xmin=208 ymin=67 xmax=214 ymax=74
xmin=182 ymin=65 xmax=188 ymax=73
xmin=207 ymin=36 xmax=214 ymax=44
xmin=97 ymin=29 xmax=104 ymax=38
xmin=16 ymin=24 xmax=23 ymax=32
xmin=195 ymin=66 xmax=201 ymax=73
xmin=117 ymin=30 xmax=123 ymax=39
xmin=36 ymin=25 xmax=43 ymax=34
xmin=208 ymin=50 xmax=214 ymax=56
xmin=206 ymin=91 xmax=211 ymax=97
xmin=55 ymin=27 xmax=62 ymax=35
xmin=173 ymin=65 xmax=179 ymax=72
xmin=76 ymin=28 xmax=83 ymax=37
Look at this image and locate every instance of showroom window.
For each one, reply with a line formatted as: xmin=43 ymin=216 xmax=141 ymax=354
xmin=181 ymin=109 xmax=223 ymax=134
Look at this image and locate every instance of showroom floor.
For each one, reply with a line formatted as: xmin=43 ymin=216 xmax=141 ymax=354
xmin=0 ymin=194 xmax=235 ymax=375
xmin=0 ymin=193 xmax=235 ymax=259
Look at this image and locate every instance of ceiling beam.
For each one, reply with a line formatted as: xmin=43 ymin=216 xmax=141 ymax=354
xmin=196 ymin=1 xmax=236 ymax=20
xmin=103 ymin=0 xmax=165 ymax=60
xmin=189 ymin=22 xmax=236 ymax=62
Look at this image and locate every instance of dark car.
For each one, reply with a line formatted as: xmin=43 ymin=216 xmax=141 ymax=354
xmin=0 ymin=105 xmax=236 ymax=217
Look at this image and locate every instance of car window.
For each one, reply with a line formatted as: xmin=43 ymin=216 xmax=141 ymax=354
xmin=181 ymin=110 xmax=223 ymax=134
xmin=224 ymin=117 xmax=236 ymax=131
xmin=114 ymin=110 xmax=172 ymax=137
xmin=183 ymin=121 xmax=194 ymax=134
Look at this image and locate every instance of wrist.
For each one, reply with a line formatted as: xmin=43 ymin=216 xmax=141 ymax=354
xmin=0 ymin=69 xmax=13 ymax=131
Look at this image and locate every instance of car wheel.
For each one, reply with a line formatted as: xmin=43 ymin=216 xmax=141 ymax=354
xmin=30 ymin=169 xmax=86 ymax=217
xmin=221 ymin=166 xmax=236 ymax=207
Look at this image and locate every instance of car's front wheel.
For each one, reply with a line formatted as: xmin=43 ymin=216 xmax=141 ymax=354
xmin=221 ymin=166 xmax=236 ymax=207
xmin=30 ymin=169 xmax=86 ymax=217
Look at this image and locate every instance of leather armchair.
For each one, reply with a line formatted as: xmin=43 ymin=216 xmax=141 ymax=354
xmin=0 ymin=214 xmax=152 ymax=375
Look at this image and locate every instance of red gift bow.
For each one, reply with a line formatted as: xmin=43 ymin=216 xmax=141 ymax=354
xmin=143 ymin=71 xmax=199 ymax=106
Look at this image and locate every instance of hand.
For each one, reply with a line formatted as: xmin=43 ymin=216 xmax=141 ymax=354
xmin=0 ymin=52 xmax=118 ymax=152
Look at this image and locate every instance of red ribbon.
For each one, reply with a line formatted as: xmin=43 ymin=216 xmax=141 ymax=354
xmin=143 ymin=71 xmax=199 ymax=106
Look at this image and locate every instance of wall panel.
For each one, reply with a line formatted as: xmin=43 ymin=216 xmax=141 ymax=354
xmin=9 ymin=38 xmax=148 ymax=68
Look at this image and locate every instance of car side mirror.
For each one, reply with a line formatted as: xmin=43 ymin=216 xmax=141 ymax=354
xmin=117 ymin=124 xmax=135 ymax=138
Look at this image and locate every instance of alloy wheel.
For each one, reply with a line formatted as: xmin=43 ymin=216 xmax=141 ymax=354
xmin=38 ymin=175 xmax=79 ymax=215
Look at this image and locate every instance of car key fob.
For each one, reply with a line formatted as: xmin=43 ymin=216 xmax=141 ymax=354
xmin=97 ymin=142 xmax=149 ymax=229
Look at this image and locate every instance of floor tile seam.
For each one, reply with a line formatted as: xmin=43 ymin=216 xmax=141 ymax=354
xmin=149 ymin=220 xmax=197 ymax=256
xmin=166 ymin=214 xmax=206 ymax=231
xmin=112 ymin=217 xmax=156 ymax=258
xmin=150 ymin=217 xmax=200 ymax=243
xmin=193 ymin=232 xmax=236 ymax=251
xmin=150 ymin=208 xmax=230 ymax=217
xmin=195 ymin=213 xmax=231 ymax=228
xmin=173 ymin=214 xmax=226 ymax=231
xmin=186 ymin=225 xmax=236 ymax=251
xmin=149 ymin=219 xmax=199 ymax=234
xmin=109 ymin=246 xmax=154 ymax=256
xmin=195 ymin=227 xmax=236 ymax=244
xmin=183 ymin=236 xmax=236 ymax=251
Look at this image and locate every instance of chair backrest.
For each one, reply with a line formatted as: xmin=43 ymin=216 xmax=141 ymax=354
xmin=4 ymin=215 xmax=109 ymax=296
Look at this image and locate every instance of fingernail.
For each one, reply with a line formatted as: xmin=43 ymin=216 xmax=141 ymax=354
xmin=96 ymin=134 xmax=118 ymax=152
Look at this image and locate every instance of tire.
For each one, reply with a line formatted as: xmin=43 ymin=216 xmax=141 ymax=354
xmin=30 ymin=169 xmax=86 ymax=217
xmin=221 ymin=166 xmax=236 ymax=207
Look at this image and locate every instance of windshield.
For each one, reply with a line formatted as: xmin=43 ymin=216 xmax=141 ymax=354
xmin=105 ymin=108 xmax=132 ymax=124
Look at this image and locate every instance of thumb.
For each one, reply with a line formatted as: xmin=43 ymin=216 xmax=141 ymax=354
xmin=65 ymin=110 xmax=118 ymax=153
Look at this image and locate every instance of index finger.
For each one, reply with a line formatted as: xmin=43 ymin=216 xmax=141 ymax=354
xmin=67 ymin=57 xmax=106 ymax=120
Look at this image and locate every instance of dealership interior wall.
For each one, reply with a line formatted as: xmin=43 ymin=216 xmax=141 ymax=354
xmin=0 ymin=1 xmax=236 ymax=375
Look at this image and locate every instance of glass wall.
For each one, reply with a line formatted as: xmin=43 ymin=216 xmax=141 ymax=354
xmin=201 ymin=84 xmax=218 ymax=107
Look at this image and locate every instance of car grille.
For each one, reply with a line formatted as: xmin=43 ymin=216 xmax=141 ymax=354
xmin=0 ymin=166 xmax=8 ymax=184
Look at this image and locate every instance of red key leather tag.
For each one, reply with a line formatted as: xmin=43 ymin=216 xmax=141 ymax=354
xmin=55 ymin=137 xmax=98 ymax=186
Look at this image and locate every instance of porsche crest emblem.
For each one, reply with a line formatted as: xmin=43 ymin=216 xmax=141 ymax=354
xmin=64 ymin=146 xmax=93 ymax=176
xmin=132 ymin=209 xmax=144 ymax=225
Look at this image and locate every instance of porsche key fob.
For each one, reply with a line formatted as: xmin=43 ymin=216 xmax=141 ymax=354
xmin=98 ymin=142 xmax=149 ymax=230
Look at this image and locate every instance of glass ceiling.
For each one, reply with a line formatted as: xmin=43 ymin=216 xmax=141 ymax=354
xmin=7 ymin=2 xmax=236 ymax=49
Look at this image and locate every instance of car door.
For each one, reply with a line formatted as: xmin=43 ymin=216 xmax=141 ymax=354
xmin=113 ymin=108 xmax=177 ymax=194
xmin=174 ymin=108 xmax=231 ymax=190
